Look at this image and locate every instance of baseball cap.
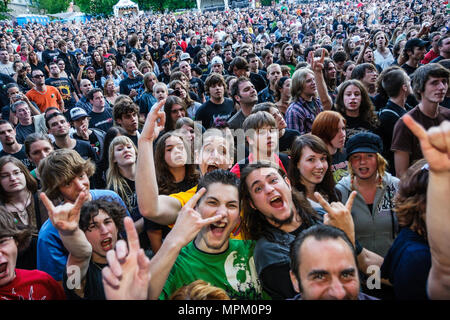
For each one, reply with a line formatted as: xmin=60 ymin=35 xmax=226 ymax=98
xmin=180 ymin=52 xmax=191 ymax=61
xmin=160 ymin=58 xmax=170 ymax=66
xmin=352 ymin=35 xmax=361 ymax=43
xmin=345 ymin=132 xmax=383 ymax=159
xmin=404 ymin=38 xmax=429 ymax=51
xmin=70 ymin=107 xmax=89 ymax=121
xmin=117 ymin=41 xmax=126 ymax=47
xmin=211 ymin=56 xmax=223 ymax=66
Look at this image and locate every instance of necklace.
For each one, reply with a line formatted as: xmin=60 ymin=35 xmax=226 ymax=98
xmin=7 ymin=192 xmax=31 ymax=225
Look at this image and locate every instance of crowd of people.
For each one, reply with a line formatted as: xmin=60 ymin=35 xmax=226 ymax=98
xmin=0 ymin=0 xmax=449 ymax=301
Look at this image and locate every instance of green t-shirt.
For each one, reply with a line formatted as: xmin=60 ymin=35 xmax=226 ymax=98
xmin=160 ymin=239 xmax=270 ymax=300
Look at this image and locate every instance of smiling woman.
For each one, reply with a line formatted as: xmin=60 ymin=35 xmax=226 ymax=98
xmin=287 ymin=134 xmax=339 ymax=215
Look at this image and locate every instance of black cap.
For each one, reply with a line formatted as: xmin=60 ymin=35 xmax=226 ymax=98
xmin=160 ymin=58 xmax=170 ymax=66
xmin=345 ymin=132 xmax=383 ymax=159
xmin=118 ymin=41 xmax=126 ymax=47
xmin=404 ymin=38 xmax=429 ymax=51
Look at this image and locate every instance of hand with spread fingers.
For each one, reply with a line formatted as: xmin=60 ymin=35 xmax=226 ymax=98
xmin=140 ymin=99 xmax=166 ymax=143
xmin=403 ymin=115 xmax=450 ymax=173
xmin=315 ymin=191 xmax=357 ymax=246
xmin=165 ymin=187 xmax=227 ymax=247
xmin=309 ymin=50 xmax=325 ymax=73
xmin=40 ymin=191 xmax=88 ymax=236
xmin=102 ymin=216 xmax=152 ymax=300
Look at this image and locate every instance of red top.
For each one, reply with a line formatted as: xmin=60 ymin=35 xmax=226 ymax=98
xmin=0 ymin=269 xmax=66 ymax=300
xmin=230 ymin=153 xmax=287 ymax=178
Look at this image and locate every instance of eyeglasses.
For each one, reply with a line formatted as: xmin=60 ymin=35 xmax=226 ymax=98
xmin=33 ymin=74 xmax=44 ymax=78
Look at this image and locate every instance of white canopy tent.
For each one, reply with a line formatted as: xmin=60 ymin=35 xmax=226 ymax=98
xmin=113 ymin=0 xmax=139 ymax=17
xmin=196 ymin=0 xmax=229 ymax=11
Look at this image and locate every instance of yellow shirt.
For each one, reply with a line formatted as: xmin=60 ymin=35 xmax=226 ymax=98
xmin=169 ymin=185 xmax=242 ymax=240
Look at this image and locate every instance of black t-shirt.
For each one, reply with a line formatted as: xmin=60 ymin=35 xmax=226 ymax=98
xmin=0 ymin=145 xmax=35 ymax=171
xmin=189 ymin=77 xmax=204 ymax=100
xmin=400 ymin=63 xmax=419 ymax=76
xmin=378 ymin=100 xmax=408 ymax=173
xmin=150 ymin=47 xmax=164 ymax=64
xmin=157 ymin=72 xmax=170 ymax=84
xmin=63 ymin=260 xmax=106 ymax=300
xmin=343 ymin=114 xmax=377 ymax=141
xmin=194 ymin=98 xmax=234 ymax=129
xmin=119 ymin=76 xmax=144 ymax=101
xmin=279 ymin=128 xmax=300 ymax=153
xmin=45 ymin=77 xmax=76 ymax=111
xmin=53 ymin=139 xmax=99 ymax=163
xmin=126 ymin=133 xmax=139 ymax=148
xmin=88 ymin=107 xmax=114 ymax=132
xmin=73 ymin=131 xmax=102 ymax=157
xmin=249 ymin=72 xmax=267 ymax=93
xmin=15 ymin=123 xmax=35 ymax=144
xmin=42 ymin=49 xmax=60 ymax=66
xmin=0 ymin=73 xmax=16 ymax=107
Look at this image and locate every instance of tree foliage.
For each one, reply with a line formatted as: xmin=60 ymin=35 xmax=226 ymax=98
xmin=0 ymin=0 xmax=11 ymax=20
xmin=32 ymin=0 xmax=195 ymax=16
xmin=33 ymin=0 xmax=72 ymax=14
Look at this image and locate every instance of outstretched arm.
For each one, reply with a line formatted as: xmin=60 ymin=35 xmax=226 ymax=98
xmin=136 ymin=100 xmax=182 ymax=225
xmin=102 ymin=188 xmax=226 ymax=300
xmin=309 ymin=50 xmax=332 ymax=110
xmin=403 ymin=116 xmax=450 ymax=299
xmin=40 ymin=192 xmax=92 ymax=285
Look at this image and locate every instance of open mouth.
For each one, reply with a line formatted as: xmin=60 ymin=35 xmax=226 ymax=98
xmin=209 ymin=221 xmax=227 ymax=236
xmin=0 ymin=262 xmax=7 ymax=278
xmin=100 ymin=238 xmax=113 ymax=251
xmin=312 ymin=171 xmax=325 ymax=178
xmin=358 ymin=167 xmax=369 ymax=175
xmin=269 ymin=195 xmax=284 ymax=209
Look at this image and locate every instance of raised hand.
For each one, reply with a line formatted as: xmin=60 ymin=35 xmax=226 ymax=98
xmin=309 ymin=49 xmax=325 ymax=73
xmin=315 ymin=191 xmax=357 ymax=246
xmin=40 ymin=191 xmax=88 ymax=235
xmin=140 ymin=99 xmax=166 ymax=143
xmin=403 ymin=115 xmax=450 ymax=173
xmin=166 ymin=187 xmax=227 ymax=247
xmin=102 ymin=216 xmax=151 ymax=300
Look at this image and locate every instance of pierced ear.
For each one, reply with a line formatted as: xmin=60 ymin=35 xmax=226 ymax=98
xmin=289 ymin=270 xmax=300 ymax=293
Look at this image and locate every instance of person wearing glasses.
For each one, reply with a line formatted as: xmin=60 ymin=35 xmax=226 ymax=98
xmin=25 ymin=69 xmax=64 ymax=113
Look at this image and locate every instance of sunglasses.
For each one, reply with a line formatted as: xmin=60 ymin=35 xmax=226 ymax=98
xmin=33 ymin=74 xmax=44 ymax=78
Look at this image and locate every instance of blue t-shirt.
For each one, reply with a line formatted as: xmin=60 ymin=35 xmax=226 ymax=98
xmin=37 ymin=189 xmax=130 ymax=281
xmin=380 ymin=227 xmax=431 ymax=300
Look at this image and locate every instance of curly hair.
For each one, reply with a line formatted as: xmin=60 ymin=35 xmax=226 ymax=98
xmin=79 ymin=198 xmax=126 ymax=235
xmin=394 ymin=159 xmax=428 ymax=239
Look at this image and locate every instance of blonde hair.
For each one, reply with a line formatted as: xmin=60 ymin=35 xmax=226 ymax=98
xmin=169 ymin=280 xmax=230 ymax=300
xmin=106 ymin=136 xmax=138 ymax=211
xmin=348 ymin=153 xmax=388 ymax=189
